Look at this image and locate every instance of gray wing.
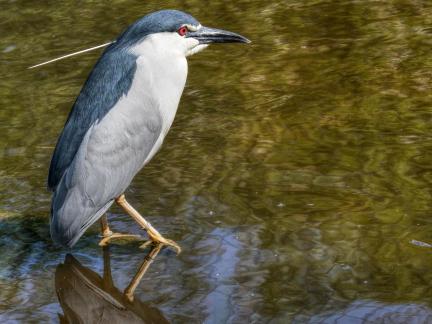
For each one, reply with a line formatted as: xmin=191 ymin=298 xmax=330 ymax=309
xmin=51 ymin=95 xmax=162 ymax=247
xmin=49 ymin=46 xmax=163 ymax=247
xmin=48 ymin=44 xmax=137 ymax=191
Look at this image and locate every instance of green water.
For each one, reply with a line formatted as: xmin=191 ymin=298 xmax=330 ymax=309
xmin=1 ymin=0 xmax=432 ymax=322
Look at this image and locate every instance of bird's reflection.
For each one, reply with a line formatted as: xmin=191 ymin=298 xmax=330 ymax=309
xmin=55 ymin=245 xmax=168 ymax=324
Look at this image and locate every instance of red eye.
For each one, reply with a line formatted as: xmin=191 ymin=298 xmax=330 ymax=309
xmin=177 ymin=26 xmax=188 ymax=36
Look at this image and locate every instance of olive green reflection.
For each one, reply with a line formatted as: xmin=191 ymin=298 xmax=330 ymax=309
xmin=56 ymin=245 xmax=168 ymax=324
xmin=1 ymin=0 xmax=432 ymax=322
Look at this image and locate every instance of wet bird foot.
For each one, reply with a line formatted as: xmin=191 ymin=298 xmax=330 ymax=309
xmin=99 ymin=211 xmax=181 ymax=253
xmin=139 ymin=235 xmax=181 ymax=254
xmin=115 ymin=194 xmax=182 ymax=254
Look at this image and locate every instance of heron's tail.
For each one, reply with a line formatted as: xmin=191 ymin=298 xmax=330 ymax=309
xmin=50 ymin=186 xmax=113 ymax=248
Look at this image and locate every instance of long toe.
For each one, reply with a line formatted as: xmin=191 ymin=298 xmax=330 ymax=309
xmin=159 ymin=238 xmax=182 ymax=254
xmin=98 ymin=233 xmax=144 ymax=246
xmin=141 ymin=237 xmax=181 ymax=254
xmin=168 ymin=240 xmax=182 ymax=254
xmin=138 ymin=240 xmax=153 ymax=250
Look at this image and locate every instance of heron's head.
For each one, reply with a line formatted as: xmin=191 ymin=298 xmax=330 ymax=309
xmin=117 ymin=10 xmax=250 ymax=57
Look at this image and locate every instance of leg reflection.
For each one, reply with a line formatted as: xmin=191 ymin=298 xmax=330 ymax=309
xmin=124 ymin=243 xmax=163 ymax=302
xmin=55 ymin=245 xmax=168 ymax=323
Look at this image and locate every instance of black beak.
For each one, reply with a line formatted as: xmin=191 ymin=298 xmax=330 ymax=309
xmin=187 ymin=26 xmax=250 ymax=44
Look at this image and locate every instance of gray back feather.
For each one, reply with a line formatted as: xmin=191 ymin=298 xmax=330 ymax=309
xmin=49 ymin=43 xmax=164 ymax=246
xmin=48 ymin=45 xmax=137 ymax=190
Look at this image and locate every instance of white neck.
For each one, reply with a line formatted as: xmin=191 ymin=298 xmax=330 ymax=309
xmin=129 ymin=33 xmax=189 ymax=134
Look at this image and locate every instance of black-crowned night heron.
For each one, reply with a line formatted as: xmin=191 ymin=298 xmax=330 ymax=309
xmin=45 ymin=10 xmax=249 ymax=253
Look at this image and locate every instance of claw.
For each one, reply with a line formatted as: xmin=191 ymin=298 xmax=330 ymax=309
xmin=163 ymin=239 xmax=182 ymax=255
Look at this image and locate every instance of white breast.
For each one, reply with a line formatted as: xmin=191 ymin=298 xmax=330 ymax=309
xmin=129 ymin=33 xmax=188 ymax=164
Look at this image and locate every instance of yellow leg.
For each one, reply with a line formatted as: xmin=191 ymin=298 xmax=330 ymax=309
xmin=100 ymin=214 xmax=113 ymax=237
xmin=115 ymin=194 xmax=181 ymax=254
xmin=124 ymin=243 xmax=163 ymax=302
xmin=98 ymin=214 xmax=144 ymax=246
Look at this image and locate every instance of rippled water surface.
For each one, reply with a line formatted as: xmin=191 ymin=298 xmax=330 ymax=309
xmin=2 ymin=0 xmax=432 ymax=323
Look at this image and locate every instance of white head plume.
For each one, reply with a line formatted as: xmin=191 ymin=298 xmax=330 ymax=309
xmin=28 ymin=42 xmax=113 ymax=69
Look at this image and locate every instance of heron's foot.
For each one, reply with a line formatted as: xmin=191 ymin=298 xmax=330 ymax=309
xmin=139 ymin=236 xmax=181 ymax=254
xmin=114 ymin=195 xmax=181 ymax=254
xmin=99 ymin=232 xmax=144 ymax=247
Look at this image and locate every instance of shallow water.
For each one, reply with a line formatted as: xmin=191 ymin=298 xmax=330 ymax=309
xmin=1 ymin=0 xmax=432 ymax=322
